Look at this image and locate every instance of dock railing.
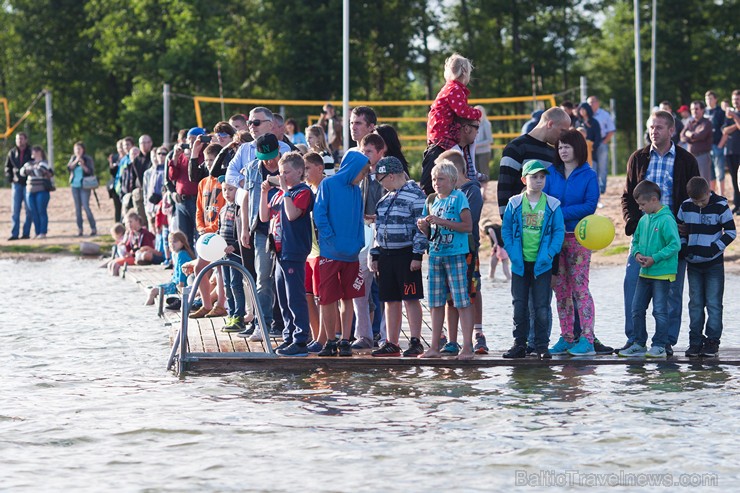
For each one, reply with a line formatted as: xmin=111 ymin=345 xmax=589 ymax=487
xmin=166 ymin=258 xmax=275 ymax=375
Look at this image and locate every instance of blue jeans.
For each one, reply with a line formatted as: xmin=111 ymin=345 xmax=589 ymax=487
xmin=527 ymin=288 xmax=552 ymax=348
xmin=174 ymin=197 xmax=197 ymax=248
xmin=71 ymin=187 xmax=96 ymax=233
xmin=11 ymin=182 xmax=31 ymax=238
xmin=222 ymin=253 xmax=246 ymax=318
xmin=687 ymin=262 xmax=724 ymax=345
xmin=624 ymin=252 xmax=685 ymax=345
xmin=253 ymin=231 xmax=275 ymax=329
xmin=275 ymin=257 xmax=310 ymax=344
xmin=632 ymin=276 xmax=670 ymax=348
xmin=27 ymin=190 xmax=50 ymax=235
xmin=595 ymin=143 xmax=609 ymax=194
xmin=511 ymin=262 xmax=552 ymax=350
xmin=711 ymin=144 xmax=726 ymax=183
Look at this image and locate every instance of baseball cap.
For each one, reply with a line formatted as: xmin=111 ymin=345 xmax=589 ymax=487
xmin=521 ymin=160 xmax=549 ymax=177
xmin=255 ymin=133 xmax=279 ymax=161
xmin=187 ymin=127 xmax=206 ymax=137
xmin=376 ymin=156 xmax=404 ymax=175
xmin=677 ymin=105 xmax=689 ymax=113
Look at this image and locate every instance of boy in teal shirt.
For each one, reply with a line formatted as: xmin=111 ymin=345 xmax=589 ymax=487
xmin=619 ymin=180 xmax=681 ymax=359
xmin=501 ymin=160 xmax=565 ymax=359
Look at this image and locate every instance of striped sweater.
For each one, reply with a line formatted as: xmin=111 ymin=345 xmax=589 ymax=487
xmin=497 ymin=134 xmax=556 ymax=216
xmin=676 ymin=193 xmax=736 ymax=265
xmin=370 ymin=180 xmax=428 ymax=260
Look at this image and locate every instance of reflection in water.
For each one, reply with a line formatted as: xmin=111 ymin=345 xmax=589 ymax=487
xmin=3 ymin=258 xmax=740 ymax=491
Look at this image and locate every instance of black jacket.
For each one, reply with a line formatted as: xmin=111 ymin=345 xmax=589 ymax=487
xmin=5 ymin=146 xmax=32 ymax=185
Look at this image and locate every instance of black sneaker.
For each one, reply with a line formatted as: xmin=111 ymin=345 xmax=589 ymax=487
xmin=275 ymin=340 xmax=292 ymax=352
xmin=318 ymin=339 xmax=338 ymax=357
xmin=701 ymin=339 xmax=719 ymax=357
xmin=372 ymin=341 xmax=402 ymax=357
xmin=338 ymin=339 xmax=353 ymax=357
xmin=525 ymin=345 xmax=537 ymax=357
xmin=538 ymin=349 xmax=552 ymax=360
xmin=277 ymin=342 xmax=309 ymax=357
xmin=593 ymin=338 xmax=614 ymax=355
xmin=268 ymin=327 xmax=283 ymax=338
xmin=402 ymin=338 xmax=424 ymax=357
xmin=685 ymin=344 xmax=703 ymax=357
xmin=664 ymin=344 xmax=674 ymax=357
xmin=503 ymin=344 xmax=527 ymax=359
xmin=373 ymin=332 xmax=381 ymax=348
xmin=474 ymin=333 xmax=489 ymax=355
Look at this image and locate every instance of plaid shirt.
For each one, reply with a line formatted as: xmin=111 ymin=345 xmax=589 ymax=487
xmin=645 ymin=142 xmax=676 ymax=210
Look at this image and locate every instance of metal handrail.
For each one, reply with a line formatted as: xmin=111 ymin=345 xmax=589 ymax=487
xmin=166 ymin=258 xmax=275 ymax=373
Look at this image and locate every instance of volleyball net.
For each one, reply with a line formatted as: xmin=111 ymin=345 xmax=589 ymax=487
xmin=191 ymin=94 xmax=557 ymax=151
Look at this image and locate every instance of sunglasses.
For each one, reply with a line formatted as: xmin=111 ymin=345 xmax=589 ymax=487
xmin=248 ymin=119 xmax=271 ymax=127
xmin=216 ymin=132 xmax=230 ymax=138
xmin=465 ymin=123 xmax=480 ymax=130
xmin=157 ymin=152 xmax=168 ymax=155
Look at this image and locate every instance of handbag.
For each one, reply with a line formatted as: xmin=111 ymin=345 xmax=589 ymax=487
xmin=148 ymin=192 xmax=163 ymax=205
xmin=43 ymin=178 xmax=56 ymax=192
xmin=106 ymin=177 xmax=117 ymax=199
xmin=82 ymin=175 xmax=99 ymax=190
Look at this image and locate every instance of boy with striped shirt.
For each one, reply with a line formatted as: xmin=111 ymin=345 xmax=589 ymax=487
xmin=677 ymin=177 xmax=736 ymax=357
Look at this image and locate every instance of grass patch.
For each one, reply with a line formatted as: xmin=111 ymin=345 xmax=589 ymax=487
xmin=600 ymin=245 xmax=629 ymax=256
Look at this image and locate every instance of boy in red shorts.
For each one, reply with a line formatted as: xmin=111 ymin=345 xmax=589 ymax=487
xmin=313 ymin=150 xmax=372 ymax=357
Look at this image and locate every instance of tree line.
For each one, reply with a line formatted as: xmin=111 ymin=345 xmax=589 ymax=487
xmin=0 ymin=0 xmax=736 ymax=179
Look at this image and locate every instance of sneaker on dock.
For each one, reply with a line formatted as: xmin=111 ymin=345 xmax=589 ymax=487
xmin=474 ymin=333 xmax=489 ymax=355
xmin=338 ymin=339 xmax=353 ymax=357
xmin=503 ymin=344 xmax=527 ymax=359
xmin=618 ymin=343 xmax=647 ymax=357
xmin=307 ymin=341 xmax=323 ymax=353
xmin=593 ymin=338 xmax=614 ymax=355
xmin=351 ymin=337 xmax=374 ymax=350
xmin=440 ymin=342 xmax=461 ymax=355
xmin=221 ymin=316 xmax=246 ymax=333
xmin=371 ymin=342 xmax=401 ymax=357
xmin=567 ymin=337 xmax=596 ymax=356
xmin=685 ymin=344 xmax=703 ymax=357
xmin=645 ymin=346 xmax=667 ymax=359
xmin=550 ymin=337 xmax=575 ymax=355
xmin=277 ymin=342 xmax=309 ymax=357
xmin=318 ymin=339 xmax=338 ymax=357
xmin=403 ymin=337 xmax=425 ymax=357
xmin=701 ymin=339 xmax=719 ymax=357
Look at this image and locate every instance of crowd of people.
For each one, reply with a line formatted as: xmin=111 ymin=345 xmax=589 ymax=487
xmin=5 ymin=52 xmax=740 ymax=360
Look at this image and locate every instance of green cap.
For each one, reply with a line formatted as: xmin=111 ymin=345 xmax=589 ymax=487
xmin=521 ymin=160 xmax=549 ymax=177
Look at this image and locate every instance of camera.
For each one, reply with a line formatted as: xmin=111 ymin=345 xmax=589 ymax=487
xmin=200 ymin=135 xmax=212 ymax=144
xmin=267 ymin=175 xmax=281 ymax=187
xmin=181 ymin=143 xmax=190 ymax=150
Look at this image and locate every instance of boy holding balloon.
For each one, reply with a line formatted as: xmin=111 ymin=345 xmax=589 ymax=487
xmin=501 ymin=160 xmax=565 ymax=359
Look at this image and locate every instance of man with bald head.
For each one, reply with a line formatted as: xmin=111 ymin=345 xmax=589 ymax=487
xmin=497 ymin=107 xmax=571 ymax=216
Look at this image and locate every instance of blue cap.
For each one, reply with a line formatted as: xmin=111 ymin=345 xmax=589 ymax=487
xmin=187 ymin=127 xmax=206 ymax=137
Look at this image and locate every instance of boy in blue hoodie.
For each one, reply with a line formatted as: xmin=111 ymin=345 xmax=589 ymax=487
xmin=313 ymin=150 xmax=371 ymax=357
xmin=501 ymin=160 xmax=565 ymax=359
xmin=619 ymin=180 xmax=681 ymax=359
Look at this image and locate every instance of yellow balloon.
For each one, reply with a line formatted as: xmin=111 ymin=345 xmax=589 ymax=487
xmin=575 ymin=214 xmax=615 ymax=250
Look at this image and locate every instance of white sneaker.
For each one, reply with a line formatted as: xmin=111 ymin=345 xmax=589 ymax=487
xmin=248 ymin=330 xmax=263 ymax=342
xmin=645 ymin=346 xmax=667 ymax=358
xmin=618 ymin=343 xmax=647 ymax=357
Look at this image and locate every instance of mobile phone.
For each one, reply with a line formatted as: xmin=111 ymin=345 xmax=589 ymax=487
xmin=181 ymin=143 xmax=190 ymax=150
xmin=200 ymin=135 xmax=212 ymax=144
xmin=267 ymin=175 xmax=281 ymax=186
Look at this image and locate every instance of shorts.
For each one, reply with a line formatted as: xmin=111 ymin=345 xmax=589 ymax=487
xmin=305 ymin=256 xmax=321 ymax=296
xmin=377 ymin=249 xmax=424 ymax=302
xmin=114 ymin=256 xmax=136 ymax=267
xmin=158 ymin=281 xmax=178 ymax=295
xmin=428 ymin=254 xmax=471 ymax=309
xmin=448 ymin=251 xmax=480 ymax=306
xmin=494 ymin=245 xmax=509 ymax=261
xmin=318 ymin=257 xmax=365 ymax=305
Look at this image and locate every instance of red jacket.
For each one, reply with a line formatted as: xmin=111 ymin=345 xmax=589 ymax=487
xmin=167 ymin=153 xmax=201 ymax=196
xmin=426 ymin=80 xmax=482 ymax=150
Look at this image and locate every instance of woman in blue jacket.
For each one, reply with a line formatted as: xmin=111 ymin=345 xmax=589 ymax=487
xmin=543 ymin=129 xmax=601 ymax=356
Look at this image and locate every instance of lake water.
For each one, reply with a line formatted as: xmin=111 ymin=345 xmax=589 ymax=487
xmin=1 ymin=257 xmax=737 ymax=492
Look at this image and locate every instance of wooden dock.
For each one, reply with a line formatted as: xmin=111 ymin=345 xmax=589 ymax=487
xmin=122 ymin=264 xmax=740 ymax=374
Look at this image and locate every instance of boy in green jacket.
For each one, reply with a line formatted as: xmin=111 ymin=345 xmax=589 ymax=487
xmin=619 ymin=180 xmax=681 ymax=358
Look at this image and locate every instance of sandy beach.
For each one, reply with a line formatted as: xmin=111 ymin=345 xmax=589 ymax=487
xmin=3 ymin=177 xmax=740 ymax=270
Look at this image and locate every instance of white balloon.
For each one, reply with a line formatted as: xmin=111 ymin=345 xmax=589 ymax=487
xmin=195 ymin=233 xmax=227 ymax=262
